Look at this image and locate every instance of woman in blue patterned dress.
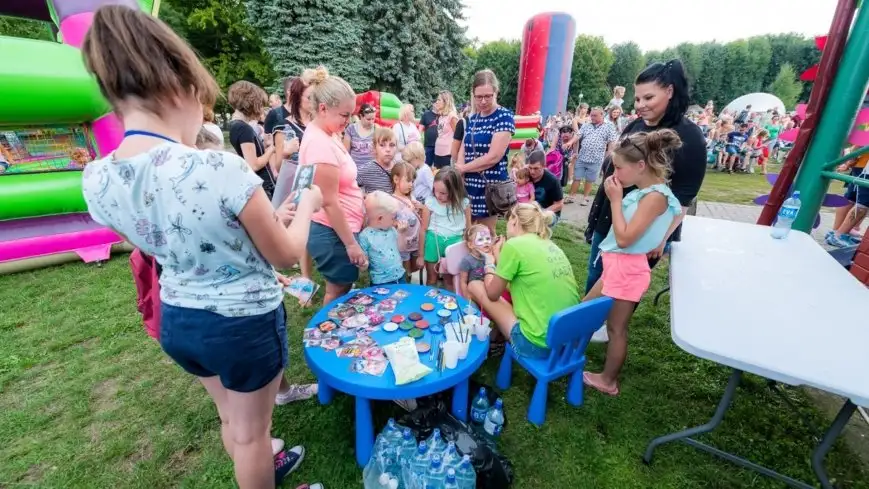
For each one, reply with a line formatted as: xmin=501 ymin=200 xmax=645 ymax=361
xmin=455 ymin=70 xmax=516 ymax=232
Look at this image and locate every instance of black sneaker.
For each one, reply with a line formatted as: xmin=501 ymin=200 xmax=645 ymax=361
xmin=275 ymin=446 xmax=305 ymax=485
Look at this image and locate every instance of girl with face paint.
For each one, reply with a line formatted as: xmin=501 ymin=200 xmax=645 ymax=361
xmin=458 ymin=224 xmax=493 ymax=299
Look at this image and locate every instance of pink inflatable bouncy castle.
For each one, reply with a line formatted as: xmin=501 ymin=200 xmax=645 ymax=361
xmin=0 ymin=1 xmax=159 ymax=274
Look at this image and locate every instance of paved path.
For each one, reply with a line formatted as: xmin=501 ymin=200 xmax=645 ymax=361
xmin=561 ymin=199 xmax=837 ymax=248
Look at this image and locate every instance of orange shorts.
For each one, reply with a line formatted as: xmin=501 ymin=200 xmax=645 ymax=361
xmin=600 ymin=252 xmax=651 ymax=303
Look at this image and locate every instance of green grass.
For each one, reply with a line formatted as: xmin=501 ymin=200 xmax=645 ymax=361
xmin=697 ymin=163 xmax=848 ymax=206
xmin=1 ymin=224 xmax=867 ymax=488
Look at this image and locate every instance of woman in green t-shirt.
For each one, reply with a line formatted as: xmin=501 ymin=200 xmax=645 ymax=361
xmin=467 ymin=203 xmax=580 ymax=359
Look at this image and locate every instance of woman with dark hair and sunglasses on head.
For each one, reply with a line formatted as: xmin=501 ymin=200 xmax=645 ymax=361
xmin=584 ymin=60 xmax=706 ymax=328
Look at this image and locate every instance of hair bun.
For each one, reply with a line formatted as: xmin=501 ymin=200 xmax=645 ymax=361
xmin=645 ymin=129 xmax=682 ymax=153
xmin=310 ymin=65 xmax=330 ymax=85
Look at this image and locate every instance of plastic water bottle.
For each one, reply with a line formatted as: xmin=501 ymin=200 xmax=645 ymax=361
xmin=443 ymin=469 xmax=459 ymax=489
xmin=398 ymin=428 xmax=418 ymax=464
xmin=409 ymin=441 xmax=431 ymax=488
xmin=455 ymin=455 xmax=476 ymax=489
xmin=425 ymin=454 xmax=447 ymax=489
xmin=470 ymin=388 xmax=490 ymax=425
xmin=441 ymin=441 xmax=459 ymax=469
xmin=426 ymin=428 xmax=446 ymax=456
xmin=384 ymin=418 xmax=404 ymax=443
xmin=483 ymin=399 xmax=505 ymax=437
xmin=771 ymin=191 xmax=801 ymax=239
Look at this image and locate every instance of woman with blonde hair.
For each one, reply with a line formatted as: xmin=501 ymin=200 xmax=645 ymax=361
xmin=432 ymin=90 xmax=458 ymax=169
xmin=392 ymin=103 xmax=421 ymax=161
xmin=301 ymin=66 xmax=369 ymax=305
xmin=466 ymin=202 xmax=579 ymax=359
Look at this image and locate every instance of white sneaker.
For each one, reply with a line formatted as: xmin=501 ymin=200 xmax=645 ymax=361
xmin=271 ymin=438 xmax=285 ymax=456
xmin=275 ymin=384 xmax=318 ymax=405
xmin=591 ymin=323 xmax=609 ymax=343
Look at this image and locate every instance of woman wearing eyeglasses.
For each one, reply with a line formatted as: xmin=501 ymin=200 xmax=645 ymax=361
xmin=455 ymin=70 xmax=516 ymax=233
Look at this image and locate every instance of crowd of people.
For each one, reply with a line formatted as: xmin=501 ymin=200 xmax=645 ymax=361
xmin=77 ymin=4 xmax=719 ymax=488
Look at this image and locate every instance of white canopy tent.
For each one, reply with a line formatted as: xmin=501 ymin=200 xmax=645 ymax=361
xmin=723 ymin=93 xmax=786 ymax=115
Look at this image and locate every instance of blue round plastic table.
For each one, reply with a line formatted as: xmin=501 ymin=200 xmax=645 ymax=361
xmin=303 ymin=284 xmax=489 ymax=467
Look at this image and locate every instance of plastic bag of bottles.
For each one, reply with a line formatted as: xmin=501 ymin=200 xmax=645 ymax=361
xmin=397 ymin=383 xmax=513 ymax=489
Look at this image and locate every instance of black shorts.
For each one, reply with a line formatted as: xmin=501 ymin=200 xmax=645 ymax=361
xmin=160 ymin=303 xmax=288 ymax=393
xmin=433 ymin=154 xmax=451 ymax=169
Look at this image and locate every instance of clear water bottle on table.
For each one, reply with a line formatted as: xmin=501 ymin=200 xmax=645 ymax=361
xmin=483 ymin=398 xmax=504 ymax=437
xmin=771 ymin=191 xmax=801 ymax=239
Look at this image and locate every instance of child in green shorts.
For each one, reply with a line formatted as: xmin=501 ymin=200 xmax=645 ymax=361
xmin=417 ymin=168 xmax=471 ymax=292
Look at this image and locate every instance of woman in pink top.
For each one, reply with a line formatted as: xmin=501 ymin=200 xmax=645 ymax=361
xmin=433 ymin=90 xmax=459 ymax=169
xmin=300 ymin=66 xmax=368 ymax=304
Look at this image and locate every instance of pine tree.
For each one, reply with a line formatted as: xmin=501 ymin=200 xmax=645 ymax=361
xmin=246 ymin=0 xmax=370 ymax=92
xmin=767 ymin=63 xmax=803 ymax=110
xmin=361 ymin=0 xmax=469 ymax=109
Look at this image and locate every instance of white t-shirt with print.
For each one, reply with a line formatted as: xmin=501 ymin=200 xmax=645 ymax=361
xmin=82 ymin=142 xmax=282 ymax=317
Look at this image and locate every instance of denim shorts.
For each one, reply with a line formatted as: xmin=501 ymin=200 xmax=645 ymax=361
xmin=844 ymin=167 xmax=869 ymax=208
xmin=308 ymin=221 xmax=360 ymax=285
xmin=510 ymin=323 xmax=551 ymax=359
xmin=574 ymin=160 xmax=601 ymax=182
xmin=160 ymin=303 xmax=288 ymax=393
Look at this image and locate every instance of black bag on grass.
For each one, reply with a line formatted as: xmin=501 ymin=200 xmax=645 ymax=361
xmin=397 ymin=382 xmax=513 ymax=489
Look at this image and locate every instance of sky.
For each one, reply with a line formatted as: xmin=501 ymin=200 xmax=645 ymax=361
xmin=461 ymin=0 xmax=838 ymax=51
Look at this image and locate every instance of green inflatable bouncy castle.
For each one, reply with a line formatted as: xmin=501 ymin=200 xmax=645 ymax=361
xmin=0 ymin=0 xmax=158 ymax=274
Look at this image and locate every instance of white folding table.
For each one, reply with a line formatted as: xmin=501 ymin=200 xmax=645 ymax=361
xmin=643 ymin=216 xmax=869 ymax=489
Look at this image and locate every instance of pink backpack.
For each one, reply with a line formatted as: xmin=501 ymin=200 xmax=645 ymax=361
xmin=545 ymin=151 xmax=563 ymax=180
xmin=130 ymin=249 xmax=161 ymax=341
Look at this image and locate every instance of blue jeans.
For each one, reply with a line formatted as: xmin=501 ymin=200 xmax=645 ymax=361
xmin=585 ymin=231 xmax=605 ymax=294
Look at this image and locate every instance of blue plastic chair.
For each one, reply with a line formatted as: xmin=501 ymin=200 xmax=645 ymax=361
xmin=495 ymin=297 xmax=614 ymax=426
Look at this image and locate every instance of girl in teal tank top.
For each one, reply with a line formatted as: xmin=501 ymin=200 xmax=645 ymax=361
xmin=582 ymin=130 xmax=683 ymax=396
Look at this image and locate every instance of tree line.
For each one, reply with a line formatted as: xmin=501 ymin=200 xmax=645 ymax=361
xmin=1 ymin=3 xmax=817 ymax=114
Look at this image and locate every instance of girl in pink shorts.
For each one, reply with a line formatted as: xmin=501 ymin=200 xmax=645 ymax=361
xmin=582 ymin=130 xmax=683 ymax=396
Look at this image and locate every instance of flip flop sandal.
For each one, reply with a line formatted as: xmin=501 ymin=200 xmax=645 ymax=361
xmin=296 ymin=484 xmax=324 ymax=489
xmin=583 ymin=371 xmax=620 ymax=396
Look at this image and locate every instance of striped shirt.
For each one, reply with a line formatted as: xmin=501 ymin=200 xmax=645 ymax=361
xmin=356 ymin=161 xmax=394 ymax=194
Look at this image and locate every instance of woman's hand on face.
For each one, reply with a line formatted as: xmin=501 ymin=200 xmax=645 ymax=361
xmin=603 ymin=175 xmax=624 ymax=201
xmin=494 ymin=235 xmax=505 ymax=253
xmin=346 ymin=242 xmax=368 ymax=268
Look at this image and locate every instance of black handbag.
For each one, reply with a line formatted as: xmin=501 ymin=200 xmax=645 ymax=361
xmin=469 ymin=118 xmax=517 ymax=216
